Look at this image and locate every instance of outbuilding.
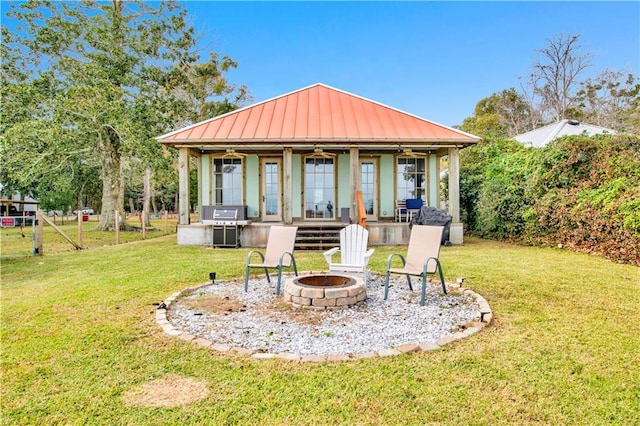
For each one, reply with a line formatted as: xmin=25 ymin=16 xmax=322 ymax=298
xmin=513 ymin=119 xmax=616 ymax=148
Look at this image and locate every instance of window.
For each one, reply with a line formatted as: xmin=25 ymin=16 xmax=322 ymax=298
xmin=212 ymin=158 xmax=243 ymax=205
xmin=304 ymin=157 xmax=335 ymax=219
xmin=396 ymin=157 xmax=425 ymax=200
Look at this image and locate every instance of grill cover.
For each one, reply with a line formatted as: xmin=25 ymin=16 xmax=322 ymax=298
xmin=410 ymin=206 xmax=452 ymax=245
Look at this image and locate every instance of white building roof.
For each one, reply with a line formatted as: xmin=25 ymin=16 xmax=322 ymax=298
xmin=513 ymin=120 xmax=616 ymax=147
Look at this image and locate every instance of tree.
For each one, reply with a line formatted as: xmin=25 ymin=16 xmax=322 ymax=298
xmin=1 ymin=1 xmax=248 ymax=230
xmin=575 ymin=70 xmax=640 ymax=134
xmin=528 ymin=33 xmax=592 ymax=122
xmin=460 ymin=88 xmax=540 ymax=137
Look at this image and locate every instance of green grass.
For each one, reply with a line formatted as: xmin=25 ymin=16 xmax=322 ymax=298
xmin=1 ymin=235 xmax=639 ymax=424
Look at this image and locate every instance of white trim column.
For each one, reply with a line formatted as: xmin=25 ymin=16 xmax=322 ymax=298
xmin=448 ymin=147 xmax=463 ymax=244
xmin=283 ymin=147 xmax=293 ymax=224
xmin=178 ymin=147 xmax=190 ymax=225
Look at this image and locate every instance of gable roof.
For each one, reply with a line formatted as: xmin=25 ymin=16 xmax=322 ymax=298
xmin=157 ymin=83 xmax=479 ymax=148
xmin=514 ymin=119 xmax=616 ymax=148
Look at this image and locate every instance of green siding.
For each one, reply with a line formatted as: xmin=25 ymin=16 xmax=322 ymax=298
xmin=337 ymin=154 xmax=351 ymax=212
xmin=292 ymin=154 xmax=302 ymax=218
xmin=379 ymin=154 xmax=395 ymax=217
xmin=201 ymin=154 xmax=210 ymax=205
xmin=429 ymin=154 xmax=438 ymax=207
xmin=245 ymin=155 xmax=259 ymax=218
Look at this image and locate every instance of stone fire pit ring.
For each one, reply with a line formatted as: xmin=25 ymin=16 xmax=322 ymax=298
xmin=282 ymin=273 xmax=366 ymax=309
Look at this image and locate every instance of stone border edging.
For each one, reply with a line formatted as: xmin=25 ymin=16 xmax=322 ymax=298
xmin=156 ymin=281 xmax=492 ymax=362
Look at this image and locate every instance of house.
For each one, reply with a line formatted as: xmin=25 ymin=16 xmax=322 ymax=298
xmin=156 ymin=83 xmax=480 ymax=246
xmin=513 ymin=119 xmax=616 ymax=148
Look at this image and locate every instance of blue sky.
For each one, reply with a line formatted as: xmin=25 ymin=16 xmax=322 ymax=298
xmin=185 ymin=1 xmax=639 ymax=127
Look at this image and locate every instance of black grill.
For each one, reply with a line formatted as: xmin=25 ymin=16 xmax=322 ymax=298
xmin=202 ymin=206 xmax=250 ymax=248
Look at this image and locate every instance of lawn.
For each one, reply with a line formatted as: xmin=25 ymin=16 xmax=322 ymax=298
xmin=0 ymin=214 xmax=176 ymax=257
xmin=1 ymin=233 xmax=638 ymax=424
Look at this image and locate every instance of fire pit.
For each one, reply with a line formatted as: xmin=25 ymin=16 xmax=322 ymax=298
xmin=282 ymin=273 xmax=366 ymax=309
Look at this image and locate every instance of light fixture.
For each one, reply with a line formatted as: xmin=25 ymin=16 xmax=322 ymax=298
xmin=398 ymin=148 xmax=427 ymax=158
xmin=309 ymin=147 xmax=336 ymax=159
xmin=222 ymin=149 xmax=247 ymax=159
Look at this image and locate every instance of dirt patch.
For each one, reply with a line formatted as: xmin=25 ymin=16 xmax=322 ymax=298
xmin=183 ymin=295 xmax=246 ymax=313
xmin=123 ymin=374 xmax=210 ymax=408
xmin=254 ymin=297 xmax=354 ymax=326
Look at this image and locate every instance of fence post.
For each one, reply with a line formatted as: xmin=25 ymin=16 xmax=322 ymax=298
xmin=141 ymin=210 xmax=146 ymax=240
xmin=115 ymin=210 xmax=120 ymax=245
xmin=77 ymin=209 xmax=83 ymax=248
xmin=35 ymin=210 xmax=44 ymax=255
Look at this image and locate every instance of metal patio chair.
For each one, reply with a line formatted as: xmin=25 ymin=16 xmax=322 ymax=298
xmin=244 ymin=226 xmax=298 ymax=295
xmin=383 ymin=225 xmax=447 ymax=306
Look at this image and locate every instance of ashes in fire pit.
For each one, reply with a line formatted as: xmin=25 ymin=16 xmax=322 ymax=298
xmin=283 ymin=273 xmax=366 ymax=309
xmin=296 ymin=275 xmax=353 ymax=287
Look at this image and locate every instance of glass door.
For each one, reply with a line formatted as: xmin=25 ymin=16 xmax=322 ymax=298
xmin=360 ymin=159 xmax=378 ymax=221
xmin=261 ymin=158 xmax=281 ymax=221
xmin=304 ymin=157 xmax=335 ymax=220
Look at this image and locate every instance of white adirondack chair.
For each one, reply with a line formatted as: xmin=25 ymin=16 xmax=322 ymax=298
xmin=323 ymin=224 xmax=375 ymax=282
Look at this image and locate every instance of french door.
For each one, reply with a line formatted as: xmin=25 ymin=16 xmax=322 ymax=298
xmin=360 ymin=159 xmax=378 ymax=221
xmin=261 ymin=158 xmax=282 ymax=221
xmin=304 ymin=157 xmax=335 ymax=220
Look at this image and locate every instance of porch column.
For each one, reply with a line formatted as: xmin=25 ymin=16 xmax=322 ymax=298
xmin=283 ymin=147 xmax=293 ymax=224
xmin=178 ymin=147 xmax=190 ymax=225
xmin=447 ymin=147 xmax=463 ymax=244
xmin=195 ymin=150 xmax=202 ymax=222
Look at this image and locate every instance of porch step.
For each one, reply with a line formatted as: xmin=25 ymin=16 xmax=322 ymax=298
xmin=295 ymin=223 xmax=344 ymax=250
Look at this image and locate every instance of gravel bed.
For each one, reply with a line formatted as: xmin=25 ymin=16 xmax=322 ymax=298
xmin=167 ymin=274 xmax=480 ymax=356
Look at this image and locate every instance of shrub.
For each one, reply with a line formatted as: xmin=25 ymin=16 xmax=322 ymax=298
xmin=460 ymin=133 xmax=640 ymax=265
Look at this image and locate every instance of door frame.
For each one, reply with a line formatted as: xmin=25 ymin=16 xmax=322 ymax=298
xmin=359 ymin=158 xmax=379 ymax=222
xmin=260 ymin=157 xmax=282 ymax=222
xmin=303 ymin=155 xmax=336 ymax=220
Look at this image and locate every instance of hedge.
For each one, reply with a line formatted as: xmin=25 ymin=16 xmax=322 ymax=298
xmin=460 ymin=133 xmax=640 ymax=265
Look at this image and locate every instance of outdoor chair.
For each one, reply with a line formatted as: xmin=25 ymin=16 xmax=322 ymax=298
xmin=395 ymin=200 xmax=407 ymax=222
xmin=383 ymin=225 xmax=447 ymax=306
xmin=323 ymin=224 xmax=375 ymax=282
xmin=244 ymin=226 xmax=298 ymax=295
xmin=405 ymin=198 xmax=424 ymax=223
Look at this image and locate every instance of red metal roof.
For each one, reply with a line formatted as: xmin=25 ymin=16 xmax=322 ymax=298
xmin=157 ymin=83 xmax=478 ymax=144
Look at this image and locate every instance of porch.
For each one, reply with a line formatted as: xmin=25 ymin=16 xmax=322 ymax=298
xmin=177 ymin=220 xmax=463 ymax=249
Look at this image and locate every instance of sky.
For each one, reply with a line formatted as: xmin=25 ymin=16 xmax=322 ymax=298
xmin=183 ymin=1 xmax=639 ymax=127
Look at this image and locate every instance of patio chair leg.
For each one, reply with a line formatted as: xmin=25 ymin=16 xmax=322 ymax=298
xmin=420 ymin=275 xmax=428 ymax=306
xmin=437 ymin=261 xmax=447 ymax=295
xmin=244 ymin=266 xmax=250 ymax=292
xmin=276 ymin=267 xmax=283 ymax=295
xmin=406 ymin=275 xmax=413 ymax=291
xmin=264 ymin=268 xmax=271 ymax=284
xmin=383 ymin=271 xmax=391 ymax=300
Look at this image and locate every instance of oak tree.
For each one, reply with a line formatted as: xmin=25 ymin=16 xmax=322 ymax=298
xmin=1 ymin=0 xmax=248 ymax=230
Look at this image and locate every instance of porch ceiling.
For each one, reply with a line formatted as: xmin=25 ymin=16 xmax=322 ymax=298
xmin=157 ymin=83 xmax=480 ymax=149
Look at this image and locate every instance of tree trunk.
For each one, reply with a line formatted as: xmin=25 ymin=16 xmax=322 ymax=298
xmin=151 ymin=182 xmax=158 ymax=216
xmin=142 ymin=168 xmax=152 ymax=227
xmin=96 ymin=128 xmax=126 ymax=231
xmin=118 ymin=163 xmax=126 ymax=225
